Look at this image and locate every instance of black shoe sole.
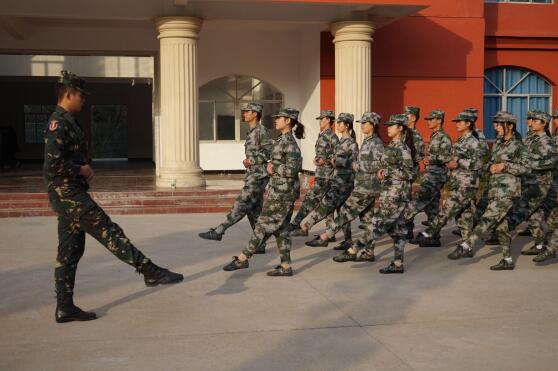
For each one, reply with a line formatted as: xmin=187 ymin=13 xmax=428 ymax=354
xmin=419 ymin=243 xmax=441 ymax=247
xmin=56 ymin=315 xmax=97 ymax=323
xmin=379 ymin=269 xmax=404 ymax=274
xmin=490 ymin=267 xmax=515 ymax=271
xmin=198 ymin=234 xmax=222 ymax=241
xmin=145 ymin=276 xmax=184 ymax=287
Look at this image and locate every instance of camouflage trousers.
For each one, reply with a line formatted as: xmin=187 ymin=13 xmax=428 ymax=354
xmin=302 ymin=176 xmax=353 ymax=239
xmin=215 ymin=175 xmax=269 ymax=234
xmin=506 ymin=179 xmax=551 ymax=246
xmin=242 ymin=192 xmax=295 ymax=264
xmin=463 ymin=195 xmax=516 ymax=259
xmin=324 ymin=184 xmax=378 ymax=242
xmin=359 ymin=180 xmax=410 ymax=262
xmin=291 ymin=177 xmax=331 ymax=227
xmin=48 ymin=191 xmax=149 ymax=295
xmin=542 ymin=179 xmax=558 ymax=251
xmin=427 ymin=185 xmax=477 ymax=241
xmin=404 ymin=166 xmax=447 ymax=229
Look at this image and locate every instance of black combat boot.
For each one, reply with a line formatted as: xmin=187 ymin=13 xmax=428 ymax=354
xmin=448 ymin=245 xmax=474 ymax=260
xmin=419 ymin=236 xmax=441 ymax=247
xmin=332 ymin=250 xmax=358 ymax=263
xmin=520 ymin=245 xmax=541 ymax=255
xmin=198 ymin=228 xmax=223 ymax=241
xmin=485 ymin=233 xmax=500 ymax=246
xmin=533 ymin=248 xmax=556 ymax=263
xmin=290 ymin=228 xmax=309 ymax=237
xmin=266 ymin=265 xmax=293 ymax=277
xmin=55 ymin=292 xmax=97 ymax=323
xmin=451 ymin=229 xmax=462 ymax=237
xmin=305 ymin=237 xmax=329 ymax=247
xmin=355 ymin=250 xmax=375 ymax=262
xmin=140 ymin=261 xmax=184 ymax=287
xmin=379 ymin=262 xmax=404 ymax=274
xmin=518 ymin=228 xmax=532 ymax=237
xmin=333 ymin=240 xmax=353 ymax=251
xmin=409 ymin=233 xmax=425 ymax=245
xmin=254 ymin=243 xmax=266 ymax=255
xmin=223 ymin=256 xmax=249 ymax=271
xmin=405 ymin=223 xmax=415 ymax=240
xmin=489 ymin=259 xmax=515 ymax=271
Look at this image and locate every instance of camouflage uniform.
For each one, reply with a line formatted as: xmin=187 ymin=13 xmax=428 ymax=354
xmin=301 ymin=114 xmax=358 ymax=237
xmin=323 ymin=113 xmax=384 ymax=242
xmin=404 ymin=110 xmax=452 ymax=230
xmin=214 ymin=104 xmax=273 ymax=235
xmin=459 ymin=114 xmax=530 ymax=261
xmin=404 ymin=106 xmax=425 ymax=182
xmin=422 ymin=113 xmax=483 ymax=242
xmin=241 ymin=127 xmax=302 ymax=264
xmin=45 ymin=106 xmax=151 ymax=296
xmin=290 ymin=110 xmax=338 ymax=227
xmin=357 ymin=115 xmax=414 ymax=263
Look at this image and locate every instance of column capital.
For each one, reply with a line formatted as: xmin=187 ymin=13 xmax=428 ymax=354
xmin=156 ymin=17 xmax=203 ymax=40
xmin=330 ymin=21 xmax=375 ymax=44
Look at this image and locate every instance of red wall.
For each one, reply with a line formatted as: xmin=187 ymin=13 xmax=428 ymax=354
xmin=320 ymin=0 xmax=485 ymax=141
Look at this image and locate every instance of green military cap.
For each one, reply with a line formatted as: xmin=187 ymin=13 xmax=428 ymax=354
xmin=356 ymin=112 xmax=381 ymax=125
xmin=58 ymin=70 xmax=89 ymax=94
xmin=241 ymin=102 xmax=263 ymax=114
xmin=316 ymin=110 xmax=335 ymax=120
xmin=493 ymin=111 xmax=517 ymax=125
xmin=404 ymin=106 xmax=420 ymax=117
xmin=553 ymin=108 xmax=558 ymax=118
xmin=452 ymin=111 xmax=475 ymax=123
xmin=424 ymin=109 xmax=444 ymax=120
xmin=273 ymin=107 xmax=299 ymax=122
xmin=384 ymin=114 xmax=408 ymax=126
xmin=336 ymin=113 xmax=354 ymax=124
xmin=527 ymin=109 xmax=550 ymax=123
xmin=463 ymin=108 xmax=479 ymax=122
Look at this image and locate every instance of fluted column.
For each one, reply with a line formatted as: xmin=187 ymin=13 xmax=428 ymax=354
xmin=330 ymin=21 xmax=375 ymax=142
xmin=155 ymin=17 xmax=205 ymax=188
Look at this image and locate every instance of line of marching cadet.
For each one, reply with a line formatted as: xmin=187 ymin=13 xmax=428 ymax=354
xmin=199 ymin=103 xmax=558 ymax=276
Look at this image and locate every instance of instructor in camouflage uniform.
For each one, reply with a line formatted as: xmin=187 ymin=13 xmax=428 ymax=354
xmin=45 ymin=71 xmax=183 ymax=323
xmin=223 ymin=108 xmax=303 ymax=276
xmin=199 ymin=102 xmax=273 ymax=253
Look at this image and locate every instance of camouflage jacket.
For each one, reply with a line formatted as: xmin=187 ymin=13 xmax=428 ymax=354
xmin=355 ymin=134 xmax=384 ymax=191
xmin=487 ymin=136 xmax=530 ymax=199
xmin=446 ymin=131 xmax=483 ymax=190
xmin=522 ymin=132 xmax=557 ymax=186
xmin=409 ymin=128 xmax=425 ymax=163
xmin=333 ymin=136 xmax=359 ymax=178
xmin=245 ymin=123 xmax=273 ymax=179
xmin=269 ymin=131 xmax=302 ymax=200
xmin=476 ymin=129 xmax=490 ymax=163
xmin=43 ymin=105 xmax=88 ymax=194
xmin=381 ymin=138 xmax=414 ymax=183
xmin=426 ymin=129 xmax=452 ymax=169
xmin=314 ymin=127 xmax=339 ymax=179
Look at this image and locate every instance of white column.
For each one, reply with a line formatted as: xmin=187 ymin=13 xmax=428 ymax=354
xmin=330 ymin=21 xmax=375 ymax=142
xmin=155 ymin=17 xmax=205 ymax=188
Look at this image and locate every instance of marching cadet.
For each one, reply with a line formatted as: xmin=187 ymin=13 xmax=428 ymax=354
xmin=199 ymin=102 xmax=272 ymax=254
xmin=305 ymin=112 xmax=384 ymax=255
xmin=222 ymin=108 xmax=303 ymax=276
xmin=403 ymin=106 xmax=426 ymax=238
xmin=287 ymin=110 xmax=338 ymax=234
xmin=45 ymin=71 xmax=183 ymax=323
xmin=403 ymin=110 xmax=452 ymax=238
xmin=448 ymin=111 xmax=530 ymax=270
xmin=334 ymin=114 xmax=415 ymax=273
xmin=291 ymin=113 xmax=357 ymax=243
xmin=411 ymin=111 xmax=483 ymax=247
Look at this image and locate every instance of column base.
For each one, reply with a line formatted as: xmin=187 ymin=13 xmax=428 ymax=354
xmin=157 ymin=166 xmax=206 ymax=188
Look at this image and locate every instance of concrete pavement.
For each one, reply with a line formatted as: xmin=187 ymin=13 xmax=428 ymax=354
xmin=1 ymin=213 xmax=557 ymax=371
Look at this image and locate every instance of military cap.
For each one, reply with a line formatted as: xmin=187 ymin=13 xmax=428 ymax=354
xmin=553 ymin=108 xmax=558 ymax=118
xmin=492 ymin=111 xmax=517 ymax=125
xmin=241 ymin=102 xmax=263 ymax=114
xmin=58 ymin=70 xmax=89 ymax=94
xmin=273 ymin=107 xmax=299 ymax=122
xmin=316 ymin=110 xmax=335 ymax=120
xmin=452 ymin=111 xmax=475 ymax=123
xmin=527 ymin=109 xmax=550 ymax=123
xmin=463 ymin=108 xmax=479 ymax=122
xmin=336 ymin=113 xmax=354 ymax=124
xmin=404 ymin=106 xmax=420 ymax=117
xmin=384 ymin=114 xmax=408 ymax=127
xmin=356 ymin=112 xmax=381 ymax=125
xmin=424 ymin=109 xmax=445 ymax=120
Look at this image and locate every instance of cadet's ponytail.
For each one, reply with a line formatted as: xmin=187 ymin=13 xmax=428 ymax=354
xmin=372 ymin=122 xmax=383 ymax=142
xmin=293 ymin=120 xmax=305 ymax=139
xmin=402 ymin=126 xmax=417 ymax=163
xmin=467 ymin=121 xmax=479 ymax=140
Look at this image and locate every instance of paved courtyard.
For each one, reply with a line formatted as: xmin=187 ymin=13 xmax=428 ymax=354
xmin=1 ymin=213 xmax=557 ymax=371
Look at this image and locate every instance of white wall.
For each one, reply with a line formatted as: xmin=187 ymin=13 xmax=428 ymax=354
xmin=0 ymin=55 xmax=154 ymax=78
xmin=198 ymin=21 xmax=323 ymax=172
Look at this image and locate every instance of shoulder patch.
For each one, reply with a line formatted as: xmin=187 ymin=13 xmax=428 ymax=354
xmin=49 ymin=120 xmax=58 ymax=132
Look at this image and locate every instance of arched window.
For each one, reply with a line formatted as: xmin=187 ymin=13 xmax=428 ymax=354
xmin=484 ymin=67 xmax=552 ymax=139
xmin=199 ymin=75 xmax=284 ymax=141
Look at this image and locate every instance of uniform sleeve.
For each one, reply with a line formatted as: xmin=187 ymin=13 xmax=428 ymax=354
xmin=360 ymin=139 xmax=384 ymax=173
xmin=44 ymin=123 xmax=82 ymax=178
xmin=275 ymin=141 xmax=301 ymax=178
xmin=505 ymin=143 xmax=530 ymax=176
xmin=315 ymin=134 xmax=328 ymax=160
xmin=456 ymin=138 xmax=482 ymax=171
xmin=412 ymin=130 xmax=425 ymax=162
xmin=255 ymin=127 xmax=273 ymax=164
xmin=530 ymin=136 xmax=557 ymax=171
xmin=334 ymin=141 xmax=352 ymax=169
xmin=383 ymin=144 xmax=414 ymax=181
xmin=431 ymin=133 xmax=453 ymax=165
